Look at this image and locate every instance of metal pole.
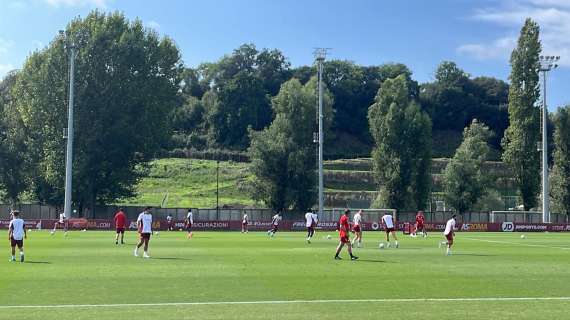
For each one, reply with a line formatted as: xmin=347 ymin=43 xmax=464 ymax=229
xmin=63 ymin=41 xmax=75 ymax=219
xmin=318 ymin=59 xmax=324 ymax=217
xmin=542 ymin=70 xmax=549 ymax=223
xmin=216 ymin=160 xmax=219 ymax=218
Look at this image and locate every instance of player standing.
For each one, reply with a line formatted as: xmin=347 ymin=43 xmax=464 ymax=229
xmin=267 ymin=210 xmax=282 ymax=238
xmin=51 ymin=211 xmax=68 ymax=236
xmin=8 ymin=210 xmax=26 ymax=262
xmin=134 ymin=207 xmax=152 ymax=258
xmin=114 ymin=208 xmax=126 ymax=245
xmin=440 ymin=214 xmax=457 ymax=256
xmin=351 ymin=209 xmax=363 ymax=248
xmin=381 ymin=211 xmax=399 ymax=248
xmin=241 ymin=211 xmax=248 ymax=233
xmin=185 ymin=208 xmax=193 ymax=239
xmin=166 ymin=213 xmax=174 ymax=231
xmin=305 ymin=209 xmax=318 ymax=243
xmin=414 ymin=210 xmax=427 ymax=238
xmin=334 ymin=209 xmax=358 ymax=260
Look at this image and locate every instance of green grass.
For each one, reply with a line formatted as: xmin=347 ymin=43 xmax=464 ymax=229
xmin=119 ymin=158 xmax=256 ymax=208
xmin=2 ymin=231 xmax=570 ymax=319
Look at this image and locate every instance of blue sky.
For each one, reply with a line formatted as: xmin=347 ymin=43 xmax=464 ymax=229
xmin=1 ymin=0 xmax=569 ymax=109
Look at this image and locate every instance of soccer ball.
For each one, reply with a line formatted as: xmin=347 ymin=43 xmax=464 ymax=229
xmin=27 ymin=229 xmax=32 ymax=232
xmin=50 ymin=231 xmax=54 ymax=235
xmin=521 ymin=234 xmax=526 ymax=239
xmin=154 ymin=231 xmax=159 ymax=235
xmin=82 ymin=229 xmax=87 ymax=232
xmin=379 ymin=242 xmax=385 ymax=249
xmin=326 ymin=235 xmax=331 ymax=240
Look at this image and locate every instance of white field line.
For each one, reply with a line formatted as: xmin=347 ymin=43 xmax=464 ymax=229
xmin=2 ymin=297 xmax=570 ymax=309
xmin=464 ymin=237 xmax=570 ymax=250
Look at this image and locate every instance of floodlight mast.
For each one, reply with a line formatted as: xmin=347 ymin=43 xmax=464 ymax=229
xmin=62 ymin=30 xmax=76 ymax=219
xmin=313 ymin=48 xmax=330 ymax=216
xmin=538 ymin=55 xmax=560 ymax=223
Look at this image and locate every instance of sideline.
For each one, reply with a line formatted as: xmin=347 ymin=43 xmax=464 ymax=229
xmin=464 ymin=237 xmax=570 ymax=250
xmin=2 ymin=297 xmax=570 ymax=309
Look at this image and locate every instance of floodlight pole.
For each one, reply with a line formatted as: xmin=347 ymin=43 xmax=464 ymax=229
xmin=63 ymin=31 xmax=76 ymax=219
xmin=314 ymin=48 xmax=329 ymax=216
xmin=539 ymin=55 xmax=560 ymax=223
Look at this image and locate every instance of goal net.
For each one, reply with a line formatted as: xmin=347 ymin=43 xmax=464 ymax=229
xmin=490 ymin=211 xmax=543 ymax=223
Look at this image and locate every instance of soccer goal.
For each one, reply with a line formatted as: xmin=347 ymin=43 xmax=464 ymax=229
xmin=329 ymin=208 xmax=396 ymax=223
xmin=490 ymin=211 xmax=543 ymax=223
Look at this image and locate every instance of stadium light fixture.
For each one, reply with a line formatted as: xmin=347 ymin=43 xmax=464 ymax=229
xmin=538 ymin=55 xmax=560 ymax=223
xmin=62 ymin=30 xmax=77 ymax=219
xmin=313 ymin=48 xmax=330 ymax=216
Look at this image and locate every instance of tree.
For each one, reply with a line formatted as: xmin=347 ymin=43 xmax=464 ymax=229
xmin=368 ymin=75 xmax=432 ymax=210
xmin=501 ymin=18 xmax=542 ymax=210
xmin=249 ymin=78 xmax=332 ymax=211
xmin=443 ymin=120 xmax=493 ymax=214
xmin=12 ymin=11 xmax=182 ymax=211
xmin=551 ymin=106 xmax=570 ymax=214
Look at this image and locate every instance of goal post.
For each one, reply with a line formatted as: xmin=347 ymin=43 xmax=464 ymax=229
xmin=330 ymin=208 xmax=397 ymax=223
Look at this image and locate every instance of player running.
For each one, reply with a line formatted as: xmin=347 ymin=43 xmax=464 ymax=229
xmin=166 ymin=213 xmax=174 ymax=231
xmin=114 ymin=208 xmax=126 ymax=245
xmin=381 ymin=211 xmax=399 ymax=248
xmin=414 ymin=210 xmax=427 ymax=238
xmin=241 ymin=211 xmax=248 ymax=233
xmin=267 ymin=211 xmax=282 ymax=238
xmin=334 ymin=209 xmax=358 ymax=260
xmin=440 ymin=214 xmax=457 ymax=256
xmin=351 ymin=209 xmax=363 ymax=248
xmin=134 ymin=207 xmax=153 ymax=258
xmin=8 ymin=210 xmax=27 ymax=262
xmin=51 ymin=211 xmax=68 ymax=236
xmin=185 ymin=208 xmax=193 ymax=239
xmin=305 ymin=209 xmax=318 ymax=243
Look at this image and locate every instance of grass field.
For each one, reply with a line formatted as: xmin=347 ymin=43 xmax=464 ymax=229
xmin=2 ymin=231 xmax=570 ymax=319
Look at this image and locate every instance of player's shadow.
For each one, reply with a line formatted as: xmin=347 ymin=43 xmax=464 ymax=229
xmin=24 ymin=261 xmax=51 ymax=264
xmin=357 ymin=259 xmax=393 ymax=263
xmin=453 ymin=253 xmax=495 ymax=257
xmin=152 ymin=257 xmax=192 ymax=261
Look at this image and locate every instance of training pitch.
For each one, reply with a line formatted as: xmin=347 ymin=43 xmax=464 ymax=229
xmin=1 ymin=231 xmax=570 ymax=319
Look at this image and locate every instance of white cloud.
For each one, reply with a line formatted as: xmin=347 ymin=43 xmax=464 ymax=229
xmin=459 ymin=0 xmax=570 ymax=67
xmin=43 ymin=0 xmax=111 ymax=8
xmin=0 ymin=38 xmax=15 ymax=56
xmin=146 ymin=20 xmax=161 ymax=30
xmin=0 ymin=64 xmax=16 ymax=79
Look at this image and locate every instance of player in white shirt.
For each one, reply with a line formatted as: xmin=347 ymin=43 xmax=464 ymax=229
xmin=381 ymin=212 xmax=399 ymax=248
xmin=134 ymin=207 xmax=153 ymax=258
xmin=51 ymin=212 xmax=68 ymax=236
xmin=241 ymin=212 xmax=248 ymax=233
xmin=351 ymin=210 xmax=363 ymax=248
xmin=305 ymin=209 xmax=318 ymax=243
xmin=8 ymin=210 xmax=27 ymax=262
xmin=166 ymin=214 xmax=174 ymax=231
xmin=440 ymin=214 xmax=457 ymax=255
xmin=267 ymin=211 xmax=282 ymax=238
xmin=185 ymin=209 xmax=194 ymax=239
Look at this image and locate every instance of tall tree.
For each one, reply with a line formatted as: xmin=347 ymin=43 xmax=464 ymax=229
xmin=501 ymin=18 xmax=542 ymax=210
xmin=551 ymin=106 xmax=570 ymax=215
xmin=368 ymin=75 xmax=431 ymax=210
xmin=12 ymin=11 xmax=182 ymax=211
xmin=443 ymin=120 xmax=493 ymax=215
xmin=249 ymin=78 xmax=332 ymax=211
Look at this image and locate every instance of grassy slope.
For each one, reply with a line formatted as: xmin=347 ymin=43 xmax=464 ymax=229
xmin=1 ymin=231 xmax=570 ymax=319
xmin=119 ymin=158 xmax=255 ymax=208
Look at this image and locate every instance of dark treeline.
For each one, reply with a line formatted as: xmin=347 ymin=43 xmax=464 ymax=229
xmin=171 ymin=44 xmax=510 ymax=158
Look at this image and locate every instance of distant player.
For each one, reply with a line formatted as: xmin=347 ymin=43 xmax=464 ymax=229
xmin=334 ymin=209 xmax=358 ymax=260
xmin=114 ymin=208 xmax=126 ymax=245
xmin=8 ymin=210 xmax=26 ymax=262
xmin=414 ymin=210 xmax=427 ymax=238
xmin=185 ymin=209 xmax=193 ymax=239
xmin=51 ymin=211 xmax=68 ymax=236
xmin=381 ymin=211 xmax=399 ymax=248
xmin=267 ymin=211 xmax=282 ymax=238
xmin=166 ymin=214 xmax=174 ymax=231
xmin=351 ymin=209 xmax=363 ymax=248
xmin=305 ymin=209 xmax=318 ymax=243
xmin=241 ymin=212 xmax=248 ymax=233
xmin=440 ymin=214 xmax=457 ymax=256
xmin=134 ymin=207 xmax=152 ymax=258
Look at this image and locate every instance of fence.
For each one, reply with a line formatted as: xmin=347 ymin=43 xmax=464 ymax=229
xmin=2 ymin=203 xmax=568 ymax=224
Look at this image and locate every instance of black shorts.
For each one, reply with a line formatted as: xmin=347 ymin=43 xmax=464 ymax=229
xmin=116 ymin=228 xmax=125 ymax=234
xmin=187 ymin=224 xmax=192 ymax=232
xmin=140 ymin=233 xmax=151 ymax=240
xmin=10 ymin=237 xmax=23 ymax=247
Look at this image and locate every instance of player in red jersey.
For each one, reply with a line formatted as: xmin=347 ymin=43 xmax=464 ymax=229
xmin=414 ymin=210 xmax=427 ymax=238
xmin=114 ymin=208 xmax=127 ymax=245
xmin=334 ymin=209 xmax=358 ymax=260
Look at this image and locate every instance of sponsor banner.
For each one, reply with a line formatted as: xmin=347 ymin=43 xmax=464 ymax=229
xmin=0 ymin=219 xmax=43 ymax=229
